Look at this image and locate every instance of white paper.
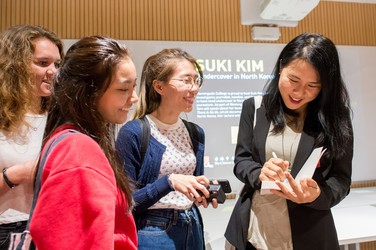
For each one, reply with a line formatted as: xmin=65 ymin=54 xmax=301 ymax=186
xmin=260 ymin=147 xmax=326 ymax=195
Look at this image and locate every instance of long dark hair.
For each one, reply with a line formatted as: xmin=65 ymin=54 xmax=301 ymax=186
xmin=263 ymin=33 xmax=352 ymax=159
xmin=43 ymin=36 xmax=133 ymax=209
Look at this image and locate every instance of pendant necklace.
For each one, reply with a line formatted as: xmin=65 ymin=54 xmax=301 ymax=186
xmin=28 ymin=115 xmax=45 ymax=132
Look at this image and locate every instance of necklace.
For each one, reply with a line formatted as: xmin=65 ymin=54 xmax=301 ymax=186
xmin=26 ymin=114 xmax=46 ymax=132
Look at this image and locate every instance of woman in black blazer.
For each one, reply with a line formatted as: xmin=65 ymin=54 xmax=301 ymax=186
xmin=225 ymin=33 xmax=353 ymax=250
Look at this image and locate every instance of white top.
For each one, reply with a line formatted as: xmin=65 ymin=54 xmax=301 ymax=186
xmin=0 ymin=114 xmax=47 ymax=224
xmin=248 ymin=124 xmax=301 ymax=250
xmin=146 ymin=115 xmax=196 ymax=210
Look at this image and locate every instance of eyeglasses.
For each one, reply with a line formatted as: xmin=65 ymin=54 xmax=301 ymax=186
xmin=171 ymin=76 xmax=203 ymax=89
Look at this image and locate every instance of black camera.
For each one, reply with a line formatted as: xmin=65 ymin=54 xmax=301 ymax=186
xmin=198 ymin=179 xmax=231 ymax=204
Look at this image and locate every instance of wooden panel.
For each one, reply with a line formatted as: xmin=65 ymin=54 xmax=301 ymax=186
xmin=360 ymin=241 xmax=376 ymax=250
xmin=351 ymin=180 xmax=376 ymax=188
xmin=0 ymin=1 xmax=376 ymax=47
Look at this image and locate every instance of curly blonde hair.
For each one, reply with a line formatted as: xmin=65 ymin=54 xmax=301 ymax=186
xmin=0 ymin=25 xmax=64 ymax=135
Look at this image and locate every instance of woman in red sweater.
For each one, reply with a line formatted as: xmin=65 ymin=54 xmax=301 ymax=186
xmin=29 ymin=36 xmax=138 ymax=249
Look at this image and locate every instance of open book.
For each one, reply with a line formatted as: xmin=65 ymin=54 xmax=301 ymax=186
xmin=260 ymin=147 xmax=326 ymax=195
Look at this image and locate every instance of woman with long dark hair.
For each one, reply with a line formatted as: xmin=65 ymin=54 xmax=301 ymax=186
xmin=225 ymin=33 xmax=353 ymax=250
xmin=29 ymin=36 xmax=138 ymax=249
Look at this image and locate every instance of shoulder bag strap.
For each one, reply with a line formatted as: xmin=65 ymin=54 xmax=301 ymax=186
xmin=25 ymin=129 xmax=78 ymax=231
xmin=182 ymin=119 xmax=202 ymax=154
xmin=136 ymin=117 xmax=150 ymax=166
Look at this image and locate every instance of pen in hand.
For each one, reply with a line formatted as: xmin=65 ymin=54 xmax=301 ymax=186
xmin=272 ymin=151 xmax=291 ymax=173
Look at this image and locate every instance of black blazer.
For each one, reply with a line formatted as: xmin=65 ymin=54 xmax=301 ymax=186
xmin=224 ymin=97 xmax=353 ymax=250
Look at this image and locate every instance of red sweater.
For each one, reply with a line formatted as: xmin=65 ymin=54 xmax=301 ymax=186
xmin=30 ymin=126 xmax=137 ymax=249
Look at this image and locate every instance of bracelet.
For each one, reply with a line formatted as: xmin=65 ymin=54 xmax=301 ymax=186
xmin=2 ymin=168 xmax=16 ymax=189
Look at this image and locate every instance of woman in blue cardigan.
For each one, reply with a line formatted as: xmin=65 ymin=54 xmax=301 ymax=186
xmin=225 ymin=33 xmax=353 ymax=250
xmin=116 ymin=48 xmax=217 ymax=250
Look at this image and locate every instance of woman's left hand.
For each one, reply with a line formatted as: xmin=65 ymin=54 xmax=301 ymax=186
xmin=271 ymin=172 xmax=321 ymax=204
xmin=194 ymin=179 xmax=219 ymax=209
xmin=194 ymin=197 xmax=218 ymax=209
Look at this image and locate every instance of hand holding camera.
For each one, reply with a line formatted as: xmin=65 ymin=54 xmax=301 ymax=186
xmin=198 ymin=179 xmax=232 ymax=204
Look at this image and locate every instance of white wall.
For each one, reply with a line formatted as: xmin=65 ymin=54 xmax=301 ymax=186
xmin=63 ymin=39 xmax=376 ymax=184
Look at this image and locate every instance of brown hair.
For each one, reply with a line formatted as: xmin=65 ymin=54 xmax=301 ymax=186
xmin=132 ymin=48 xmax=203 ymax=119
xmin=0 ymin=25 xmax=64 ymax=136
xmin=44 ymin=36 xmax=133 ymax=209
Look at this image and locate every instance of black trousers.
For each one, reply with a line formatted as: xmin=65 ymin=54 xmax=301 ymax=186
xmin=0 ymin=221 xmax=27 ymax=250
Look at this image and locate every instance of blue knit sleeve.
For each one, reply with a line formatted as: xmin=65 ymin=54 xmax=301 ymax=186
xmin=116 ymin=120 xmax=173 ymax=216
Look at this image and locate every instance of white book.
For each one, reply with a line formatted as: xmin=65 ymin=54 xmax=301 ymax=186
xmin=260 ymin=147 xmax=326 ymax=195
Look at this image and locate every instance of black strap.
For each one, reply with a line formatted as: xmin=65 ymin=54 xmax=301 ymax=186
xmin=182 ymin=119 xmax=202 ymax=154
xmin=136 ymin=117 xmax=150 ymax=165
xmin=137 ymin=117 xmax=202 ymax=166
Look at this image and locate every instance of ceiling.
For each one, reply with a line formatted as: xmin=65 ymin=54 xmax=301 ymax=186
xmin=322 ymin=0 xmax=376 ymax=3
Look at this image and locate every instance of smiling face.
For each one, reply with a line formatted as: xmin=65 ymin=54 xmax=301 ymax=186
xmin=278 ymin=59 xmax=322 ymax=117
xmin=30 ymin=37 xmax=62 ymax=97
xmin=97 ymin=59 xmax=138 ymax=124
xmin=156 ymin=59 xmax=200 ymax=116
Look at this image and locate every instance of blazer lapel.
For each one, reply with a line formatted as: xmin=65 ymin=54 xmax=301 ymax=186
xmin=290 ymin=131 xmax=315 ymax=178
xmin=254 ymin=105 xmax=270 ymax=164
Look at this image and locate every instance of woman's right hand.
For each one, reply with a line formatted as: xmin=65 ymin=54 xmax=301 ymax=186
xmin=259 ymin=156 xmax=289 ymax=182
xmin=169 ymin=174 xmax=211 ymax=203
xmin=1 ymin=160 xmax=37 ymax=194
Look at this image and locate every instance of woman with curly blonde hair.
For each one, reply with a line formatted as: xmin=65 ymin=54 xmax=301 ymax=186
xmin=0 ymin=24 xmax=63 ymax=249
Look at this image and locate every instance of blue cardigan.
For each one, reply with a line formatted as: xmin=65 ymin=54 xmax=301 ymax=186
xmin=116 ymin=119 xmax=205 ymax=216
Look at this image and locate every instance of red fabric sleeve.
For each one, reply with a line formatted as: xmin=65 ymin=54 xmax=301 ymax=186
xmin=30 ymin=131 xmax=137 ymax=250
